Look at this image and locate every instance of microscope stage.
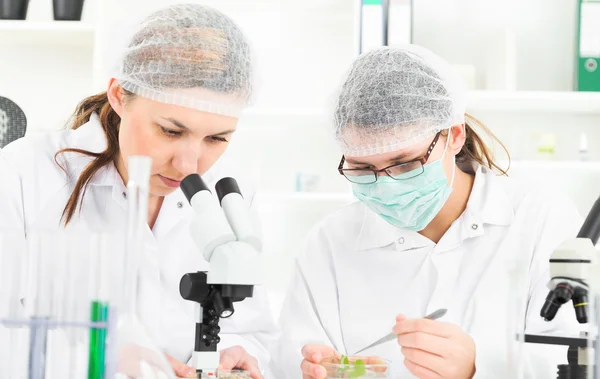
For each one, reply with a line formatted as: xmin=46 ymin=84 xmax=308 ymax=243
xmin=523 ymin=333 xmax=590 ymax=348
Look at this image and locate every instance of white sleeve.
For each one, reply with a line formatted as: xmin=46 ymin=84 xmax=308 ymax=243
xmin=269 ymin=226 xmax=341 ymax=379
xmin=521 ymin=194 xmax=585 ymax=378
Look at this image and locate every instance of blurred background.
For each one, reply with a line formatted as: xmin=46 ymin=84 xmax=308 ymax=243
xmin=1 ymin=0 xmax=599 ymax=317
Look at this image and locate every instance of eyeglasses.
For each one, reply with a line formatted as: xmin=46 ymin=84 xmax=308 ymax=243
xmin=338 ymin=132 xmax=442 ymax=184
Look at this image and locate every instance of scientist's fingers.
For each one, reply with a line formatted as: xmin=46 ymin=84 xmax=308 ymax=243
xmin=165 ymin=354 xmax=196 ymax=378
xmin=363 ymin=356 xmax=389 ymax=373
xmin=300 ymin=344 xmax=339 ymax=363
xmin=301 ymin=359 xmax=327 ymax=379
xmin=397 ymin=332 xmax=453 ymax=357
xmin=401 ymin=347 xmax=445 ymax=376
xmin=404 ymin=358 xmax=443 ymax=379
xmin=219 ymin=346 xmax=263 ymax=379
xmin=393 ymin=318 xmax=459 ymax=338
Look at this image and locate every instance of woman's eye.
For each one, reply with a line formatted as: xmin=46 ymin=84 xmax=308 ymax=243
xmin=208 ymin=136 xmax=229 ymax=143
xmin=160 ymin=127 xmax=182 ymax=137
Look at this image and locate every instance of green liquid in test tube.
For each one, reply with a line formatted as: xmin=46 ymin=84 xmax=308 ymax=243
xmin=88 ymin=300 xmax=108 ymax=379
xmin=88 ymin=234 xmax=112 ymax=379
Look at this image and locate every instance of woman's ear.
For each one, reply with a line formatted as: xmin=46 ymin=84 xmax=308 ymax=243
xmin=449 ymin=123 xmax=467 ymax=153
xmin=106 ymin=78 xmax=125 ymax=117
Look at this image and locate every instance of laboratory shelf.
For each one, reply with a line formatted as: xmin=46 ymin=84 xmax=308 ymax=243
xmin=244 ymin=91 xmax=600 ymax=118
xmin=255 ymin=192 xmax=355 ymax=203
xmin=506 ymin=160 xmax=600 ymax=170
xmin=0 ymin=20 xmax=95 ymax=47
xmin=241 ymin=107 xmax=328 ymax=119
xmin=468 ymin=90 xmax=600 ymax=114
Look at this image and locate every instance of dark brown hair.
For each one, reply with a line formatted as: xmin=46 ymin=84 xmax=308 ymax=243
xmin=447 ymin=113 xmax=510 ymax=176
xmin=54 ymin=91 xmax=131 ymax=226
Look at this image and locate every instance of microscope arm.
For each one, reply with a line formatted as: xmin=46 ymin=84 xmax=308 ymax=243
xmin=577 ymin=195 xmax=600 ymax=245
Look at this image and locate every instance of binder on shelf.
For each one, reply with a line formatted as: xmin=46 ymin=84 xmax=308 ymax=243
xmin=387 ymin=0 xmax=412 ymax=47
xmin=576 ymin=0 xmax=600 ymax=91
xmin=360 ymin=0 xmax=384 ymax=54
xmin=359 ymin=0 xmax=412 ymax=55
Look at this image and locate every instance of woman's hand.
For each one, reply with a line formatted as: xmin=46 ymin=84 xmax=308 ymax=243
xmin=166 ymin=346 xmax=262 ymax=379
xmin=300 ymin=344 xmax=340 ymax=379
xmin=219 ymin=345 xmax=263 ymax=379
xmin=394 ymin=315 xmax=476 ymax=379
xmin=165 ymin=354 xmax=196 ymax=378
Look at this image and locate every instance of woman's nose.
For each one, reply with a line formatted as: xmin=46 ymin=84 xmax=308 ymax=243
xmin=172 ymin=150 xmax=200 ymax=177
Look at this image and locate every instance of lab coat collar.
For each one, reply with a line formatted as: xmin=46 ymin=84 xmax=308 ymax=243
xmin=463 ymin=163 xmax=514 ymax=227
xmin=355 ymin=163 xmax=514 ymax=251
xmin=355 ymin=205 xmax=427 ymax=252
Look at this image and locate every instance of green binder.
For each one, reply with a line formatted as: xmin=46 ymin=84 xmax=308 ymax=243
xmin=576 ymin=0 xmax=600 ymax=91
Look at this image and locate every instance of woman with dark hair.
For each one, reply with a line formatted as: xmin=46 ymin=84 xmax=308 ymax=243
xmin=0 ymin=4 xmax=276 ymax=378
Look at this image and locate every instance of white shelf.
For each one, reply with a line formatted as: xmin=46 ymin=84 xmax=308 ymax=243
xmin=245 ymin=91 xmax=600 ymax=118
xmin=0 ymin=21 xmax=95 ymax=47
xmin=242 ymin=107 xmax=328 ymax=118
xmin=507 ymin=160 xmax=600 ymax=170
xmin=256 ymin=192 xmax=355 ymax=203
xmin=468 ymin=91 xmax=600 ymax=114
xmin=239 ymin=107 xmax=331 ymax=129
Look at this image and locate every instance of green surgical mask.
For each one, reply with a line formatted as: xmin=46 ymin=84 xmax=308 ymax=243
xmin=352 ymin=144 xmax=455 ymax=232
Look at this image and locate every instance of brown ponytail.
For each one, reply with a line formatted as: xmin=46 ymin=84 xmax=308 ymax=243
xmin=54 ymin=91 xmax=130 ymax=226
xmin=445 ymin=113 xmax=511 ymax=176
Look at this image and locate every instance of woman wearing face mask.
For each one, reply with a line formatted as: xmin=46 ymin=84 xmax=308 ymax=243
xmin=0 ymin=4 xmax=277 ymax=379
xmin=270 ymin=45 xmax=582 ymax=379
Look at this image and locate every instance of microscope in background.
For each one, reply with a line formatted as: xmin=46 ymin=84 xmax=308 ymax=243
xmin=179 ymin=175 xmax=263 ymax=378
xmin=524 ymin=195 xmax=600 ymax=379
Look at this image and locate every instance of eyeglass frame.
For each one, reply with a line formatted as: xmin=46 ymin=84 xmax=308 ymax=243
xmin=337 ymin=131 xmax=442 ymax=183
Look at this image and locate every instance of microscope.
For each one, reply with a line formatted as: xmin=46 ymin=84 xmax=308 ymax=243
xmin=179 ymin=174 xmax=263 ymax=378
xmin=524 ymin=195 xmax=600 ymax=378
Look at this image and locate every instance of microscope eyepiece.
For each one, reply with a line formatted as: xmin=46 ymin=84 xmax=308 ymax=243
xmin=215 ymin=177 xmax=242 ymax=204
xmin=180 ymin=174 xmax=210 ymax=203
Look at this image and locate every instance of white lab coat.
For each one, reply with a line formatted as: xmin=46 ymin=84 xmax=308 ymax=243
xmin=271 ymin=163 xmax=584 ymax=379
xmin=0 ymin=114 xmax=278 ymax=370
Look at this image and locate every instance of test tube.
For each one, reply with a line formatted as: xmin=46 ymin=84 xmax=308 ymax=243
xmin=45 ymin=232 xmax=70 ymax=379
xmin=0 ymin=231 xmax=27 ymax=378
xmin=110 ymin=156 xmax=176 ymax=379
xmin=26 ymin=231 xmax=62 ymax=379
xmin=123 ymin=156 xmax=151 ymax=315
xmin=50 ymin=231 xmax=93 ymax=379
xmin=88 ymin=233 xmax=112 ymax=379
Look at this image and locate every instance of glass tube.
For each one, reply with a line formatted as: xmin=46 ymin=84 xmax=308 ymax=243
xmin=111 ymin=156 xmax=175 ymax=379
xmin=88 ymin=234 xmax=112 ymax=379
xmin=0 ymin=231 xmax=27 ymax=379
xmin=25 ymin=231 xmax=61 ymax=379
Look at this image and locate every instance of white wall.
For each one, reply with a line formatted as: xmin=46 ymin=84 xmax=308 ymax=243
xmin=414 ymin=0 xmax=578 ymax=91
xmin=3 ymin=0 xmax=599 ymax=303
xmin=0 ymin=0 xmax=98 ymax=133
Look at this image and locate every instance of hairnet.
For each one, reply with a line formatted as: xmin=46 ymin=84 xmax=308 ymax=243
xmin=334 ymin=45 xmax=468 ymax=157
xmin=109 ymin=4 xmax=252 ymax=118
